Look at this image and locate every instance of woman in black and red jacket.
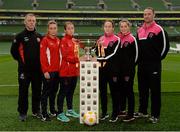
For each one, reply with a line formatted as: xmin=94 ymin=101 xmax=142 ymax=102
xmin=57 ymin=21 xmax=81 ymax=122
xmin=96 ymin=20 xmax=120 ymax=122
xmin=117 ymin=19 xmax=138 ymax=122
xmin=40 ymin=20 xmax=60 ymax=121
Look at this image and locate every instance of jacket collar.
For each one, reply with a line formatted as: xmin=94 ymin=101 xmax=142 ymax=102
xmin=24 ymin=28 xmax=36 ymax=33
xmin=65 ymin=34 xmax=73 ymax=39
xmin=46 ymin=34 xmax=57 ymax=40
xmin=104 ymin=33 xmax=114 ymax=38
xmin=118 ymin=32 xmax=131 ymax=38
xmin=142 ymin=21 xmax=156 ymax=30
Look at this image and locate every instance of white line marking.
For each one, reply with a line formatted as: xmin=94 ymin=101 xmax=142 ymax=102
xmin=0 ymin=85 xmax=18 ymax=87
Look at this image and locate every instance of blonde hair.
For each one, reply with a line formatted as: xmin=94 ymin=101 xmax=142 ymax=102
xmin=24 ymin=13 xmax=36 ymax=21
xmin=119 ymin=19 xmax=132 ymax=27
xmin=64 ymin=21 xmax=74 ymax=30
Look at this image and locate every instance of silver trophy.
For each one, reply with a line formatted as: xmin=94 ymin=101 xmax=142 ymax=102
xmin=84 ymin=47 xmax=92 ymax=61
xmin=80 ymin=39 xmax=96 ymax=61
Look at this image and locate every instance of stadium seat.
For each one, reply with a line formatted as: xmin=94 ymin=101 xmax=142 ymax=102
xmin=170 ymin=44 xmax=180 ymax=53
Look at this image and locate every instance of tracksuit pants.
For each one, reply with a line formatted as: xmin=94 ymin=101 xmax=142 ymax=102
xmin=138 ymin=62 xmax=161 ymax=118
xmin=119 ymin=69 xmax=135 ymax=117
xmin=18 ymin=71 xmax=42 ymax=115
xmin=41 ymin=72 xmax=59 ymax=116
xmin=57 ymin=76 xmax=77 ymax=114
xmin=99 ymin=67 xmax=119 ymax=117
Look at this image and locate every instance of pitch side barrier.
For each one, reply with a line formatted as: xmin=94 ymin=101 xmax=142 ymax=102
xmin=1 ymin=9 xmax=180 ymax=19
xmin=1 ymin=9 xmax=180 ymax=14
xmin=1 ymin=16 xmax=180 ymax=21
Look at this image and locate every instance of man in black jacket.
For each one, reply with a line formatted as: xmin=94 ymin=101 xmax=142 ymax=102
xmin=135 ymin=7 xmax=169 ymax=123
xmin=11 ymin=13 xmax=42 ymax=121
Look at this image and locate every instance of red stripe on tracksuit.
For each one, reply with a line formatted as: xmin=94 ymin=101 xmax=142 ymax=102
xmin=18 ymin=43 xmax=25 ymax=63
xmin=40 ymin=35 xmax=61 ymax=73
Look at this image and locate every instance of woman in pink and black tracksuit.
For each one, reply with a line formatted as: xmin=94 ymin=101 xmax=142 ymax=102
xmin=40 ymin=20 xmax=60 ymax=121
xmin=96 ymin=20 xmax=120 ymax=122
xmin=117 ymin=19 xmax=138 ymax=122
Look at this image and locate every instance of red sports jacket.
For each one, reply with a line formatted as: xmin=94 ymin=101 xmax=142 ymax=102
xmin=59 ymin=34 xmax=80 ymax=77
xmin=40 ymin=35 xmax=60 ymax=73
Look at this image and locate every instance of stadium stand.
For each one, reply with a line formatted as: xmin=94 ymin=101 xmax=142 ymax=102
xmin=169 ymin=0 xmax=180 ymax=10
xmin=104 ymin=0 xmax=136 ymax=11
xmin=1 ymin=0 xmax=180 ymax=11
xmin=74 ymin=0 xmax=97 ymax=6
xmin=0 ymin=0 xmax=180 ymax=42
xmin=170 ymin=43 xmax=180 ymax=53
xmin=135 ymin=0 xmax=168 ymax=11
xmin=0 ymin=0 xmax=32 ymax=9
xmin=37 ymin=0 xmax=67 ymax=10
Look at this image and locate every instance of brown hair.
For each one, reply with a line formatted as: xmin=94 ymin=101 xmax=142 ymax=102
xmin=103 ymin=20 xmax=115 ymax=28
xmin=144 ymin=7 xmax=155 ymax=14
xmin=64 ymin=21 xmax=74 ymax=30
xmin=48 ymin=20 xmax=57 ymax=27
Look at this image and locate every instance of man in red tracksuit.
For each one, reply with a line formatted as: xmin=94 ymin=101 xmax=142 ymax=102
xmin=135 ymin=7 xmax=169 ymax=123
xmin=11 ymin=13 xmax=42 ymax=121
xmin=40 ymin=20 xmax=60 ymax=121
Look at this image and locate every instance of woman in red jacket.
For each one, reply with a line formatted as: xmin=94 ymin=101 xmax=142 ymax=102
xmin=40 ymin=20 xmax=60 ymax=121
xmin=57 ymin=21 xmax=79 ymax=122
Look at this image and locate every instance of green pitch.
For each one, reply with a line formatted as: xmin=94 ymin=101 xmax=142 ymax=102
xmin=0 ymin=42 xmax=180 ymax=130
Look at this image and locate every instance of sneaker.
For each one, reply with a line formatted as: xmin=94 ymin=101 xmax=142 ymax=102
xmin=100 ymin=114 xmax=109 ymax=120
xmin=118 ymin=111 xmax=127 ymax=117
xmin=123 ymin=115 xmax=135 ymax=122
xmin=134 ymin=112 xmax=149 ymax=118
xmin=57 ymin=112 xmax=70 ymax=122
xmin=66 ymin=109 xmax=79 ymax=118
xmin=41 ymin=114 xmax=51 ymax=122
xmin=109 ymin=116 xmax=118 ymax=123
xmin=149 ymin=116 xmax=159 ymax=124
xmin=49 ymin=111 xmax=57 ymax=117
xmin=19 ymin=114 xmax=27 ymax=121
xmin=32 ymin=112 xmax=42 ymax=119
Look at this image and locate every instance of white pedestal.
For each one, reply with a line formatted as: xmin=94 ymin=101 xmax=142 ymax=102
xmin=79 ymin=59 xmax=99 ymax=124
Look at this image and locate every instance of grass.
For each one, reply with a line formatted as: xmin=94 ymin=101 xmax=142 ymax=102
xmin=0 ymin=42 xmax=180 ymax=130
xmin=0 ymin=93 xmax=179 ymax=131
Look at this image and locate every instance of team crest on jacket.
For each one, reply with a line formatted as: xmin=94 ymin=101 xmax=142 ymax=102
xmin=13 ymin=39 xmax=16 ymax=43
xmin=24 ymin=37 xmax=29 ymax=42
xmin=108 ymin=41 xmax=114 ymax=47
xmin=148 ymin=32 xmax=155 ymax=38
xmin=37 ymin=37 xmax=41 ymax=42
xmin=123 ymin=41 xmax=129 ymax=47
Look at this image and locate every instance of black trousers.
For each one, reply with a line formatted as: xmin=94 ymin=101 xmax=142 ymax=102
xmin=138 ymin=62 xmax=161 ymax=118
xmin=18 ymin=71 xmax=42 ymax=115
xmin=119 ymin=69 xmax=135 ymax=117
xmin=57 ymin=77 xmax=77 ymax=114
xmin=41 ymin=72 xmax=59 ymax=116
xmin=99 ymin=67 xmax=119 ymax=117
